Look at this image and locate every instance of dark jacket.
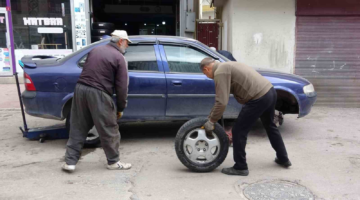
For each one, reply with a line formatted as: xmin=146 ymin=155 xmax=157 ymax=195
xmin=77 ymin=42 xmax=128 ymax=112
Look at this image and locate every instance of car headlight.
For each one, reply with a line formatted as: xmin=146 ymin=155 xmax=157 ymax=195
xmin=303 ymin=84 xmax=316 ymax=97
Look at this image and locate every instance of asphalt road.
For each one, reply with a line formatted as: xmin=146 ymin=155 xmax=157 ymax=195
xmin=0 ymin=107 xmax=359 ymax=200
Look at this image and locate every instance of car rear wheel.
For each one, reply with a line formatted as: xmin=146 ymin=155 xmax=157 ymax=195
xmin=175 ymin=118 xmax=229 ymax=172
xmin=66 ymin=112 xmax=101 ymax=148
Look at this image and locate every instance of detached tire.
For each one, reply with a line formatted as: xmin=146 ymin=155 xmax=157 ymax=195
xmin=175 ymin=118 xmax=229 ymax=172
xmin=66 ymin=112 xmax=101 ymax=148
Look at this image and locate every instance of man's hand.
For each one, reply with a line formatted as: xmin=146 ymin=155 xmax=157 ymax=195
xmin=117 ymin=112 xmax=123 ymax=120
xmin=203 ymin=120 xmax=214 ymax=132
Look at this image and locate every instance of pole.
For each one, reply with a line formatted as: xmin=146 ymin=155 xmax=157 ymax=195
xmin=6 ymin=0 xmax=16 ymax=74
xmin=15 ymin=72 xmax=28 ymax=131
xmin=7 ymin=0 xmax=28 ymax=131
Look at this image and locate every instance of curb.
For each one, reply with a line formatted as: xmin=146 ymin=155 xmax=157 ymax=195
xmin=0 ymin=77 xmax=24 ymax=84
xmin=0 ymin=108 xmax=21 ymax=111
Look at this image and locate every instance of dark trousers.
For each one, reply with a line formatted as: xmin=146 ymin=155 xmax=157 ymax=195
xmin=65 ymin=84 xmax=120 ymax=165
xmin=232 ymin=87 xmax=289 ymax=170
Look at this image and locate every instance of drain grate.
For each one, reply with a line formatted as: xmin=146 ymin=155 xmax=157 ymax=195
xmin=243 ymin=180 xmax=314 ymax=200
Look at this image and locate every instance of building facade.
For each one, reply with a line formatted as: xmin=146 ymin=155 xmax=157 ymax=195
xmin=0 ymin=0 xmax=200 ymax=80
xmin=214 ymin=0 xmax=360 ymax=107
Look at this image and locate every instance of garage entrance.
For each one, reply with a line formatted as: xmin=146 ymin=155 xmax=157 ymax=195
xmin=295 ymin=0 xmax=360 ymax=107
xmin=90 ymin=0 xmax=179 ymax=42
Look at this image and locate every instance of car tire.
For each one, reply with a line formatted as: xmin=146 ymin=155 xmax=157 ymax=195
xmin=66 ymin=112 xmax=101 ymax=148
xmin=91 ymin=36 xmax=107 ymax=43
xmin=175 ymin=118 xmax=229 ymax=172
xmin=92 ymin=22 xmax=114 ymax=30
xmin=91 ymin=29 xmax=113 ymax=36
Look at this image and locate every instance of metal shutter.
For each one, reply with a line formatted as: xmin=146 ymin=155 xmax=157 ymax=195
xmin=295 ymin=16 xmax=360 ymax=107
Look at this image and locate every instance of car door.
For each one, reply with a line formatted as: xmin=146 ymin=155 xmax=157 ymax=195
xmin=159 ymin=44 xmax=216 ymax=118
xmin=122 ymin=44 xmax=167 ymax=121
xmin=159 ymin=44 xmax=242 ymax=119
xmin=76 ymin=44 xmax=167 ymax=121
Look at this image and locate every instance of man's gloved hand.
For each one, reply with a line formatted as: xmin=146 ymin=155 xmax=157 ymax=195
xmin=204 ymin=120 xmax=214 ymax=132
xmin=117 ymin=112 xmax=123 ymax=120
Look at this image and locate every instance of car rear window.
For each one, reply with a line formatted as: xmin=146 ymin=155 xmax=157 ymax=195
xmin=125 ymin=45 xmax=158 ymax=72
xmin=77 ymin=45 xmax=159 ymax=72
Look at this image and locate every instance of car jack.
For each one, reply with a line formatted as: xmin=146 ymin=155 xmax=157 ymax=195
xmin=15 ymin=73 xmax=69 ymax=143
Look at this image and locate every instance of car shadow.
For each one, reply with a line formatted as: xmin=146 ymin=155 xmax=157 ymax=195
xmin=119 ymin=121 xmax=186 ymax=140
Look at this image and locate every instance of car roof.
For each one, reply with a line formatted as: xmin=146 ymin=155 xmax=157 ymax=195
xmin=128 ymin=35 xmax=199 ymax=43
xmin=60 ymin=35 xmax=229 ymax=63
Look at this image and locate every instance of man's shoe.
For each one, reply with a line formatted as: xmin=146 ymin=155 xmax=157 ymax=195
xmin=62 ymin=163 xmax=76 ymax=172
xmin=107 ymin=161 xmax=132 ymax=170
xmin=221 ymin=167 xmax=249 ymax=176
xmin=275 ymin=158 xmax=292 ymax=168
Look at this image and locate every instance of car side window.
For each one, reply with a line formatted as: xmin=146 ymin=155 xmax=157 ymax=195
xmin=78 ymin=54 xmax=88 ymax=68
xmin=77 ymin=45 xmax=158 ymax=71
xmin=163 ymin=45 xmax=210 ymax=73
xmin=125 ymin=45 xmax=158 ymax=71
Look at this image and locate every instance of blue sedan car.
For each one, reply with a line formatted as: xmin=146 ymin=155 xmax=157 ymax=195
xmin=21 ymin=36 xmax=316 ymax=131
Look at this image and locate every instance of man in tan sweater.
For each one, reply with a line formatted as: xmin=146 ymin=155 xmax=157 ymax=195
xmin=200 ymin=58 xmax=291 ymax=176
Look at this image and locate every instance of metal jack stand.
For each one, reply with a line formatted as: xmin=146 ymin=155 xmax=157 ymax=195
xmin=15 ymin=73 xmax=69 ymax=143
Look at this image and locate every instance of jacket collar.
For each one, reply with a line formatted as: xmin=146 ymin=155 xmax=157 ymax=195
xmin=108 ymin=42 xmax=121 ymax=52
xmin=212 ymin=62 xmax=220 ymax=78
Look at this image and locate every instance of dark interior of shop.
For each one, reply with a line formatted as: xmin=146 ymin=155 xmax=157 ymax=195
xmin=91 ymin=0 xmax=179 ymax=38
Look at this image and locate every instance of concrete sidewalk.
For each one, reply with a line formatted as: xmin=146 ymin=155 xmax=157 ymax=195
xmin=0 ymin=84 xmax=24 ymax=110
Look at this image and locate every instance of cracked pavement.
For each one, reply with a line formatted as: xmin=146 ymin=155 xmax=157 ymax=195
xmin=0 ymin=106 xmax=360 ymax=200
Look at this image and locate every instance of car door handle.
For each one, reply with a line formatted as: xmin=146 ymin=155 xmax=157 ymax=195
xmin=172 ymin=81 xmax=182 ymax=86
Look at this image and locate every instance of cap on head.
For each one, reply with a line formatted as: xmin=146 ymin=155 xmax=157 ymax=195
xmin=111 ymin=30 xmax=132 ymax=43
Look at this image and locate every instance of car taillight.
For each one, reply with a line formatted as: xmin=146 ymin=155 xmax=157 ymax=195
xmin=24 ymin=73 xmax=36 ymax=91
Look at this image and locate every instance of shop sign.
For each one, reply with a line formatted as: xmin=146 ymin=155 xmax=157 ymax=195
xmin=23 ymin=18 xmax=63 ymax=26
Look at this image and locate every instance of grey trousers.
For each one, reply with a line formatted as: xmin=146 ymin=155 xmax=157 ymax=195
xmin=65 ymin=84 xmax=120 ymax=165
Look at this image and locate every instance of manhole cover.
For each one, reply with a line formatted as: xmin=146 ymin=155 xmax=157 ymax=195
xmin=243 ymin=180 xmax=314 ymax=200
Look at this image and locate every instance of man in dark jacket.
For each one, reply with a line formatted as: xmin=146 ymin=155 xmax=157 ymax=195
xmin=200 ymin=58 xmax=291 ymax=176
xmin=62 ymin=30 xmax=131 ymax=172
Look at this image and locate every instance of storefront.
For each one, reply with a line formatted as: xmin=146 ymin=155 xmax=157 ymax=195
xmin=0 ymin=0 xmax=195 ymax=79
xmin=0 ymin=0 xmax=74 ymax=77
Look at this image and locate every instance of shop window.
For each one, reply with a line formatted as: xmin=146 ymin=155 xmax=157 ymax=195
xmin=163 ymin=45 xmax=209 ymax=73
xmin=9 ymin=0 xmax=73 ymax=50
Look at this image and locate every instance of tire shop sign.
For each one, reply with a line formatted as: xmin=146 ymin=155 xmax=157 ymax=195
xmin=23 ymin=18 xmax=63 ymax=26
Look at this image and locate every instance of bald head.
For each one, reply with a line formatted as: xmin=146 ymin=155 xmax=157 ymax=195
xmin=200 ymin=57 xmax=215 ymax=71
xmin=200 ymin=57 xmax=216 ymax=79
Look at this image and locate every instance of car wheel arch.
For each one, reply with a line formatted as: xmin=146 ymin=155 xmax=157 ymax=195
xmin=61 ymin=93 xmax=74 ymax=120
xmin=274 ymin=87 xmax=301 ymax=116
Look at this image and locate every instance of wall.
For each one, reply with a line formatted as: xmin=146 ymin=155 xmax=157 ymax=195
xmin=225 ymin=0 xmax=296 ymax=73
xmin=180 ymin=0 xmax=195 ymax=38
xmin=221 ymin=0 xmax=232 ymax=51
xmin=202 ymin=11 xmax=215 ymax=19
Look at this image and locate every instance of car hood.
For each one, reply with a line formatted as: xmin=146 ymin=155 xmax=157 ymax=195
xmin=256 ymin=68 xmax=311 ymax=85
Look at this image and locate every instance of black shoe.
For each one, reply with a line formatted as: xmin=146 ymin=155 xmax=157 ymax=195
xmin=275 ymin=158 xmax=292 ymax=168
xmin=221 ymin=167 xmax=249 ymax=176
